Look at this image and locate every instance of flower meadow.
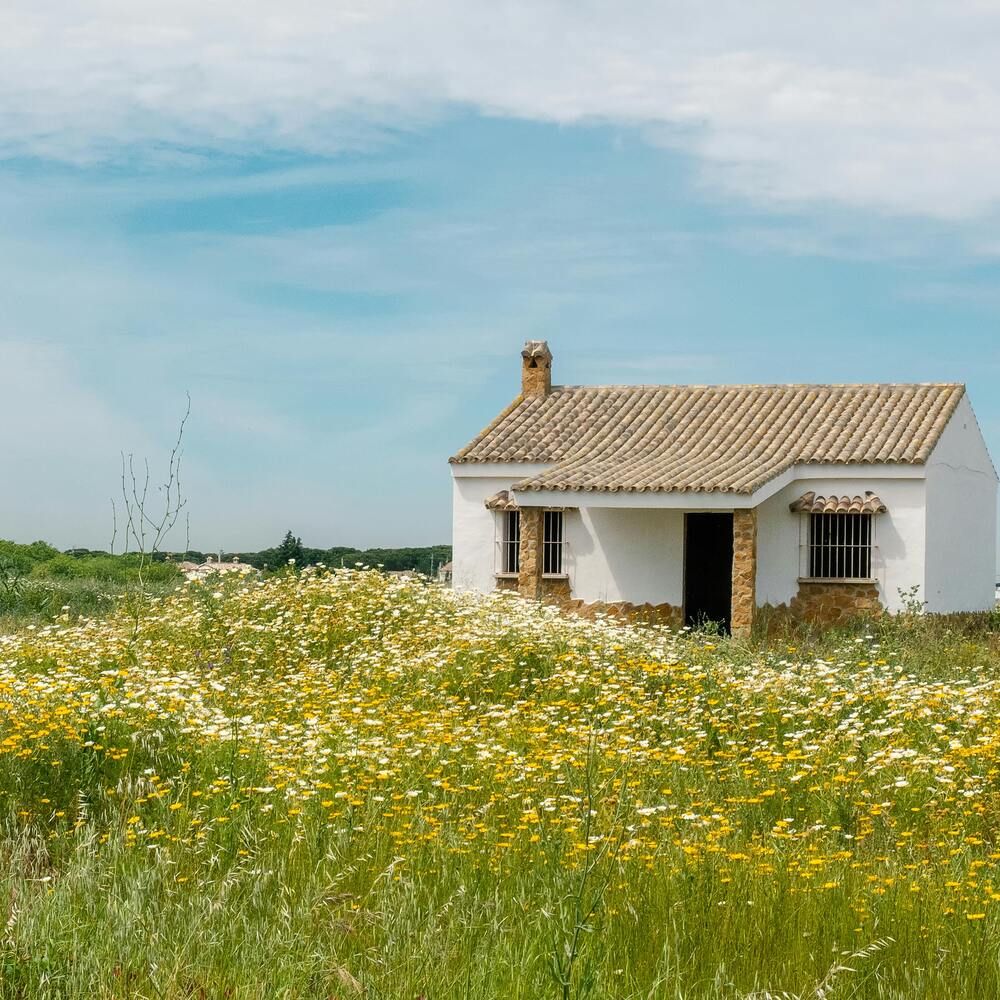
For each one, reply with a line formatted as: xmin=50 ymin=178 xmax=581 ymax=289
xmin=1 ymin=570 xmax=1000 ymax=998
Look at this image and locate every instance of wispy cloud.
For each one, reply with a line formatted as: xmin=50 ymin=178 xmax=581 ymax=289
xmin=4 ymin=2 xmax=1000 ymax=219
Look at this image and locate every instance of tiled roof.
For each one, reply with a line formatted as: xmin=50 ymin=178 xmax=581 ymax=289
xmin=451 ymin=383 xmax=965 ymax=495
xmin=789 ymin=491 xmax=888 ymax=514
xmin=484 ymin=489 xmax=519 ymax=511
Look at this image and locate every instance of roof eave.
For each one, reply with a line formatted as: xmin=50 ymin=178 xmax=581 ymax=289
xmin=448 ymin=393 xmax=526 ymax=463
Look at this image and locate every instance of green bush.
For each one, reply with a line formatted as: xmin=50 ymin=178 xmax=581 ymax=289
xmin=0 ymin=540 xmax=183 ymax=630
xmin=0 ymin=540 xmax=61 ymax=595
xmin=30 ymin=553 xmax=181 ymax=585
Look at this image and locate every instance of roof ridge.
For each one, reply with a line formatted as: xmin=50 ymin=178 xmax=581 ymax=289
xmin=549 ymin=381 xmax=966 ymax=391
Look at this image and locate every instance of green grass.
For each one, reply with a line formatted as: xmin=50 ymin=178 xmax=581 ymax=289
xmin=0 ymin=576 xmax=178 ymax=632
xmin=1 ymin=572 xmax=1000 ymax=998
xmin=0 ymin=539 xmax=183 ymax=633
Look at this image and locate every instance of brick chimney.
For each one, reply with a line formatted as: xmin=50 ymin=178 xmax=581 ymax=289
xmin=521 ymin=340 xmax=552 ymax=398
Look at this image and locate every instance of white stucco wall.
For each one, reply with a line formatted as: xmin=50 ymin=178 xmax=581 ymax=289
xmin=923 ymin=396 xmax=998 ymax=612
xmin=452 ymin=473 xmax=521 ymax=593
xmin=451 ymin=468 xmax=686 ymax=602
xmin=567 ymin=507 xmax=685 ymax=605
xmin=756 ymin=476 xmax=927 ymax=613
xmin=457 ymin=469 xmax=930 ymax=612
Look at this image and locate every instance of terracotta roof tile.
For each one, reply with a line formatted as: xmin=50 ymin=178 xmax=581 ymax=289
xmin=789 ymin=491 xmax=888 ymax=514
xmin=484 ymin=489 xmax=519 ymax=511
xmin=450 ymin=383 xmax=965 ymax=494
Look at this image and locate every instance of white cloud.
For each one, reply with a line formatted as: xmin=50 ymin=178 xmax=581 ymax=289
xmin=3 ymin=1 xmax=1000 ymax=217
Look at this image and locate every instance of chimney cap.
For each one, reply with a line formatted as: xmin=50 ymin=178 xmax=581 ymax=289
xmin=521 ymin=340 xmax=552 ymax=361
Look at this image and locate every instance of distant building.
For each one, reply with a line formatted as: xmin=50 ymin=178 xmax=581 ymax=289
xmin=450 ymin=341 xmax=998 ymax=633
xmin=437 ymin=561 xmax=453 ymax=585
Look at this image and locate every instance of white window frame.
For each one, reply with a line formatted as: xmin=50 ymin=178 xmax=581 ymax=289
xmin=542 ymin=509 xmax=568 ymax=578
xmin=799 ymin=511 xmax=878 ymax=582
xmin=494 ymin=509 xmax=520 ymax=577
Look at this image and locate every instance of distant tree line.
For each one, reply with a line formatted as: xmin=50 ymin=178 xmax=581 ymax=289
xmin=0 ymin=532 xmax=452 ymax=588
xmin=227 ymin=531 xmax=452 ymax=574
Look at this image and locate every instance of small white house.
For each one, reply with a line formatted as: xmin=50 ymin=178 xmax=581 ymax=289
xmin=450 ymin=342 xmax=997 ymax=633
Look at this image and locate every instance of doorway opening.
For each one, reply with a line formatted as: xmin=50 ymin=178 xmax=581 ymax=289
xmin=684 ymin=513 xmax=734 ymax=632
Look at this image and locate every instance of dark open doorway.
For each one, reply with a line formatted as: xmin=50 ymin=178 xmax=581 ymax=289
xmin=684 ymin=513 xmax=734 ymax=632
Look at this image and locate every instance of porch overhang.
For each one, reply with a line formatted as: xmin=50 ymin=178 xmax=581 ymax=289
xmin=511 ymin=462 xmax=926 ymax=510
xmin=513 ymin=489 xmax=759 ymax=510
xmin=484 ymin=489 xmax=519 ymax=511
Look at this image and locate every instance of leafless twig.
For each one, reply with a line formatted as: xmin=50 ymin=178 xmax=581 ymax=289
xmin=119 ymin=393 xmax=191 ymax=580
xmin=115 ymin=394 xmax=192 ymax=644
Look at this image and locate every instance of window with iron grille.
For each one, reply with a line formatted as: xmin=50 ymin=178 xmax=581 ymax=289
xmin=808 ymin=512 xmax=873 ymax=580
xmin=501 ymin=510 xmax=520 ymax=574
xmin=543 ymin=510 xmax=564 ymax=575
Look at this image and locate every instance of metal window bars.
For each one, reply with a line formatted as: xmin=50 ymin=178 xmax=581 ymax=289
xmin=495 ymin=509 xmax=520 ymax=574
xmin=543 ymin=510 xmax=565 ymax=576
xmin=494 ymin=508 xmax=569 ymax=578
xmin=806 ymin=512 xmax=875 ymax=580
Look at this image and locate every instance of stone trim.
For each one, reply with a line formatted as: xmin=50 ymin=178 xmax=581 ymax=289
xmin=767 ymin=580 xmax=883 ymax=626
xmin=731 ymin=508 xmax=757 ymax=637
xmin=560 ymin=598 xmax=682 ymax=627
xmin=540 ymin=577 xmax=572 ymax=602
xmin=517 ymin=506 xmax=544 ymax=599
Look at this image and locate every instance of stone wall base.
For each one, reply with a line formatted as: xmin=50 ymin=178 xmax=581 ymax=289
xmin=496 ymin=571 xmax=681 ymax=627
xmin=495 ymin=576 xmax=569 ymax=597
xmin=766 ymin=581 xmax=883 ymax=627
xmin=541 ymin=578 xmax=572 ymax=602
xmin=558 ymin=597 xmax=683 ymax=628
xmin=500 ymin=575 xmax=882 ymax=632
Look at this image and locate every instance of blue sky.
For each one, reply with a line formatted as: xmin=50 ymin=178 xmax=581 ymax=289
xmin=2 ymin=3 xmax=1000 ymax=551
